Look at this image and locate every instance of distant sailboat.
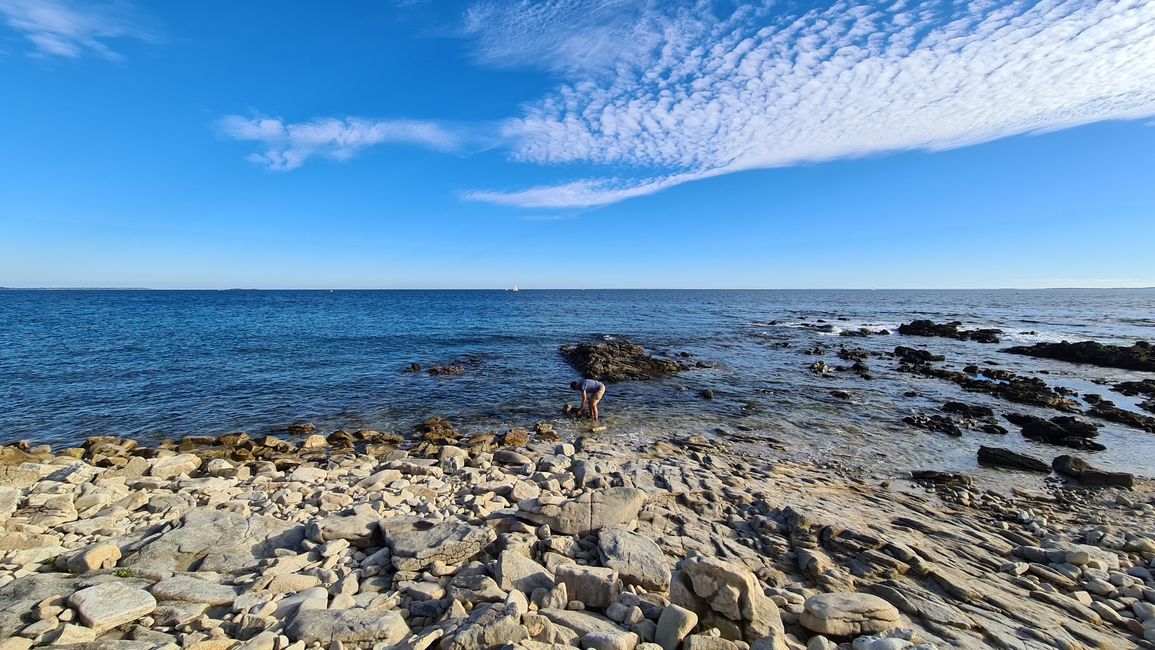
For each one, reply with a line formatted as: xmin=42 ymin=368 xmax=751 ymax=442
xmin=511 ymin=285 xmax=520 ymax=292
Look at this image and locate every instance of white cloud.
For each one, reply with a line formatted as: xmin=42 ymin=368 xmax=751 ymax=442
xmin=460 ymin=0 xmax=1155 ymax=208
xmin=219 ymin=115 xmax=466 ymax=171
xmin=0 ymin=0 xmax=153 ymax=60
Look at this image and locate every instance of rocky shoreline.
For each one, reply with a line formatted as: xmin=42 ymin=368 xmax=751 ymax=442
xmin=2 ymin=422 xmax=1155 ymax=650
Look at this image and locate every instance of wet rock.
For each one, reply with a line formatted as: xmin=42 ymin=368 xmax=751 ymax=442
xmin=976 ymin=446 xmax=1050 ymax=473
xmin=800 ymin=593 xmax=902 ymax=637
xmin=428 ymin=364 xmax=465 ymax=376
xmin=809 ymin=361 xmax=832 ymax=374
xmin=830 ymin=390 xmax=851 ymax=400
xmin=1086 ymin=399 xmax=1155 ymax=433
xmin=1005 ymin=413 xmax=1104 ymax=450
xmin=598 ymin=526 xmax=671 ymax=592
xmin=559 ymin=340 xmax=681 ymax=382
xmin=941 ymin=402 xmax=993 ymax=419
xmin=404 ymin=363 xmax=423 ymax=373
xmin=517 ymin=487 xmax=646 ymax=535
xmin=68 ymin=581 xmax=157 ymax=634
xmin=381 ymin=517 xmax=497 ymax=572
xmin=893 ymin=347 xmax=945 ymax=364
xmin=902 ymin=414 xmax=961 ymax=437
xmin=900 ymin=364 xmax=1078 ymax=411
xmin=284 ymin=608 xmax=408 ymax=644
xmin=1002 ymin=340 xmax=1155 ymax=371
xmin=699 ymin=389 xmax=715 ymax=400
xmin=1052 ymin=455 xmax=1134 ymax=488
xmin=286 ymin=422 xmax=317 ymax=435
xmin=898 ymin=320 xmax=1001 ymax=343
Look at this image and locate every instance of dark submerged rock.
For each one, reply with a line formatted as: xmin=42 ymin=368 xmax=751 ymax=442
xmin=898 ymin=320 xmax=1002 ymax=343
xmin=977 ymin=446 xmax=1050 ymax=473
xmin=559 ymin=340 xmax=681 ymax=383
xmin=941 ymin=402 xmax=994 ymax=419
xmin=1002 ymin=340 xmax=1155 ymax=371
xmin=1004 ymin=413 xmax=1104 ymax=451
xmin=902 ymin=414 xmax=962 ymax=437
xmin=1052 ymin=455 xmax=1134 ymax=488
xmin=899 ymin=363 xmax=1079 ymax=412
xmin=893 ymin=346 xmax=945 ymax=364
xmin=1086 ymin=399 xmax=1155 ymax=432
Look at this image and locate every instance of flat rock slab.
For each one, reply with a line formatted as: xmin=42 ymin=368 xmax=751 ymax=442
xmin=539 ymin=608 xmax=623 ymax=638
xmin=598 ymin=526 xmax=671 ymax=591
xmin=495 ymin=549 xmax=554 ymax=593
xmin=150 ymin=575 xmax=239 ymax=605
xmin=800 ymin=592 xmax=902 ymax=637
xmin=518 ymin=487 xmax=646 ymax=535
xmin=285 ymin=608 xmax=408 ymax=644
xmin=309 ymin=504 xmax=382 ymax=547
xmin=122 ymin=508 xmax=304 ymax=574
xmin=381 ymin=516 xmax=497 ymax=572
xmin=68 ymin=581 xmax=157 ymax=634
xmin=0 ymin=573 xmax=77 ymax=637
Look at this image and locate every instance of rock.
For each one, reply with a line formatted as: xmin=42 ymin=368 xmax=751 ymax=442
xmin=1087 ymin=399 xmax=1155 ymax=433
xmin=286 ymin=422 xmax=317 ymax=435
xmin=150 ymin=576 xmax=239 ymax=605
xmin=1052 ymin=455 xmax=1134 ymax=488
xmin=892 ymin=347 xmax=944 ymax=364
xmin=656 ymin=605 xmax=698 ymax=650
xmin=122 ymin=508 xmax=304 ymax=574
xmin=799 ymin=593 xmax=902 ymax=637
xmin=699 ymin=389 xmax=715 ymax=400
xmin=539 ymin=608 xmax=623 ymax=637
xmin=381 ymin=517 xmax=497 ymax=572
xmin=584 ymin=630 xmax=640 ymax=650
xmin=48 ymin=624 xmax=97 ymax=645
xmin=494 ymin=449 xmax=532 ymax=465
xmin=1005 ymin=413 xmax=1103 ymax=450
xmin=0 ymin=466 xmax=39 ymax=488
xmin=310 ymin=505 xmax=382 ymax=547
xmin=555 ymin=564 xmax=620 ymax=609
xmin=672 ymin=556 xmax=786 ymax=647
xmin=898 ymin=320 xmax=1001 ymax=343
xmin=66 ymin=542 xmax=122 ymax=574
xmin=284 ymin=608 xmax=408 ymax=644
xmin=0 ymin=574 xmax=77 ymax=638
xmin=444 ymin=602 xmax=528 ymax=650
xmin=1002 ymin=340 xmax=1155 ymax=371
xmin=68 ymin=581 xmax=157 ymax=634
xmin=902 ymin=414 xmax=961 ymax=437
xmin=495 ymin=550 xmax=555 ymax=593
xmin=598 ymin=526 xmax=671 ymax=591
xmin=942 ymin=402 xmax=994 ymax=419
xmin=559 ymin=340 xmax=681 ymax=382
xmin=149 ymin=453 xmax=202 ymax=479
xmin=448 ymin=574 xmax=507 ymax=605
xmin=976 ymin=446 xmax=1050 ymax=473
xmin=517 ymin=487 xmax=646 ymax=535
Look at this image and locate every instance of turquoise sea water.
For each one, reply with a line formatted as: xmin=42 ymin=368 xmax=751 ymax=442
xmin=1 ymin=289 xmax=1153 ymax=478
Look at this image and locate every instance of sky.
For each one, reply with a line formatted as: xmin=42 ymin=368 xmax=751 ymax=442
xmin=1 ymin=0 xmax=1153 ymax=289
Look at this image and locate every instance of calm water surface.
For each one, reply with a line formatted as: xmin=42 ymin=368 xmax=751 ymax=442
xmin=2 ymin=289 xmax=1153 ymax=483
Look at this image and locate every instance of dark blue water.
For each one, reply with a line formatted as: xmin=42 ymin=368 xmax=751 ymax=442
xmin=2 ymin=289 xmax=1153 ymax=479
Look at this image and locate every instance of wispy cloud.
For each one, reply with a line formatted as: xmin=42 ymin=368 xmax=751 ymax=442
xmin=0 ymin=0 xmax=154 ymax=60
xmin=461 ymin=0 xmax=1155 ymax=208
xmin=219 ymin=115 xmax=469 ymax=171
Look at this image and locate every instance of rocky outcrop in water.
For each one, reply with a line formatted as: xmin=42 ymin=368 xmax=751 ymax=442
xmin=899 ymin=363 xmax=1080 ymax=412
xmin=1004 ymin=413 xmax=1105 ymax=450
xmin=1052 ymin=455 xmax=1135 ymax=488
xmin=898 ymin=320 xmax=1002 ymax=344
xmin=560 ymin=340 xmax=682 ymax=382
xmin=1087 ymin=398 xmax=1155 ymax=433
xmin=1002 ymin=340 xmax=1155 ymax=371
xmin=976 ymin=446 xmax=1050 ymax=473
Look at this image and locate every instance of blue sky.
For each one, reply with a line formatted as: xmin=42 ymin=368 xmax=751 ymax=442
xmin=1 ymin=0 xmax=1153 ymax=289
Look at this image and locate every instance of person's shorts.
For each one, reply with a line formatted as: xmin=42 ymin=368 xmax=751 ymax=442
xmin=590 ymin=386 xmax=606 ymax=405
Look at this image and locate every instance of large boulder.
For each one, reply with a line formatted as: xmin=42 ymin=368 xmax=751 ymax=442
xmin=0 ymin=574 xmax=77 ymax=637
xmin=517 ymin=487 xmax=646 ymax=536
xmin=799 ymin=592 xmax=902 ymax=637
xmin=555 ymin=564 xmax=620 ymax=608
xmin=1052 ymin=455 xmax=1134 ymax=488
xmin=1004 ymin=414 xmax=1103 ymax=451
xmin=976 ymin=446 xmax=1050 ymax=473
xmin=559 ymin=340 xmax=681 ymax=382
xmin=285 ymin=608 xmax=408 ymax=644
xmin=121 ymin=508 xmax=304 ymax=574
xmin=68 ymin=581 xmax=157 ymax=634
xmin=495 ymin=550 xmax=555 ymax=593
xmin=671 ymin=556 xmax=786 ymax=647
xmin=598 ymin=526 xmax=671 ymax=591
xmin=380 ymin=516 xmax=497 ymax=572
xmin=443 ymin=602 xmax=528 ymax=650
xmin=308 ymin=504 xmax=382 ymax=547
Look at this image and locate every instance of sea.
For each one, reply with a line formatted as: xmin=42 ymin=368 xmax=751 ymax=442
xmin=2 ymin=289 xmax=1153 ymax=482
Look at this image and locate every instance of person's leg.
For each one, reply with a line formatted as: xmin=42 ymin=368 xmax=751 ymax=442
xmin=590 ymin=387 xmax=605 ymax=420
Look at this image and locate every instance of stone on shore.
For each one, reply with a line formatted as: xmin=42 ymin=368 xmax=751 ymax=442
xmin=284 ymin=608 xmax=408 ymax=644
xmin=517 ymin=486 xmax=646 ymax=535
xmin=598 ymin=526 xmax=672 ymax=591
xmin=555 ymin=564 xmax=620 ymax=608
xmin=66 ymin=542 xmax=122 ymax=574
xmin=495 ymin=549 xmax=555 ymax=593
xmin=121 ymin=508 xmax=304 ymax=574
xmin=68 ymin=581 xmax=157 ymax=634
xmin=149 ymin=453 xmax=202 ymax=479
xmin=381 ymin=516 xmax=497 ymax=572
xmin=976 ymin=446 xmax=1050 ymax=473
xmin=656 ymin=604 xmax=698 ymax=650
xmin=150 ymin=575 xmax=239 ymax=605
xmin=800 ymin=593 xmax=902 ymax=637
xmin=1052 ymin=455 xmax=1135 ymax=487
xmin=672 ymin=556 xmax=787 ymax=648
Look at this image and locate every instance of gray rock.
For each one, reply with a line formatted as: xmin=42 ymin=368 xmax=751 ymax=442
xmin=68 ymin=581 xmax=157 ymax=634
xmin=800 ymin=593 xmax=902 ymax=637
xmin=381 ymin=516 xmax=497 ymax=572
xmin=656 ymin=604 xmax=698 ymax=650
xmin=585 ymin=630 xmax=640 ymax=650
xmin=0 ymin=466 xmax=39 ymax=488
xmin=495 ymin=550 xmax=555 ymax=593
xmin=285 ymin=608 xmax=408 ymax=644
xmin=66 ymin=542 xmax=121 ymax=574
xmin=539 ymin=608 xmax=624 ymax=637
xmin=444 ymin=602 xmax=528 ymax=650
xmin=121 ymin=508 xmax=304 ymax=574
xmin=310 ymin=504 xmax=382 ymax=547
xmin=518 ymin=487 xmax=647 ymax=536
xmin=149 ymin=453 xmax=201 ymax=479
xmin=555 ymin=564 xmax=620 ymax=609
xmin=672 ymin=556 xmax=786 ymax=649
xmin=598 ymin=526 xmax=671 ymax=591
xmin=150 ymin=575 xmax=239 ymax=605
xmin=0 ymin=574 xmax=77 ymax=638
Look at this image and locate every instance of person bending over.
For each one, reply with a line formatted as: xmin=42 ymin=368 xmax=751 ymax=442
xmin=570 ymin=378 xmax=606 ymax=421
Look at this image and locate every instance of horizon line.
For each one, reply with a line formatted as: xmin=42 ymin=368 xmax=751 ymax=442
xmin=2 ymin=286 xmax=1153 ymax=292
